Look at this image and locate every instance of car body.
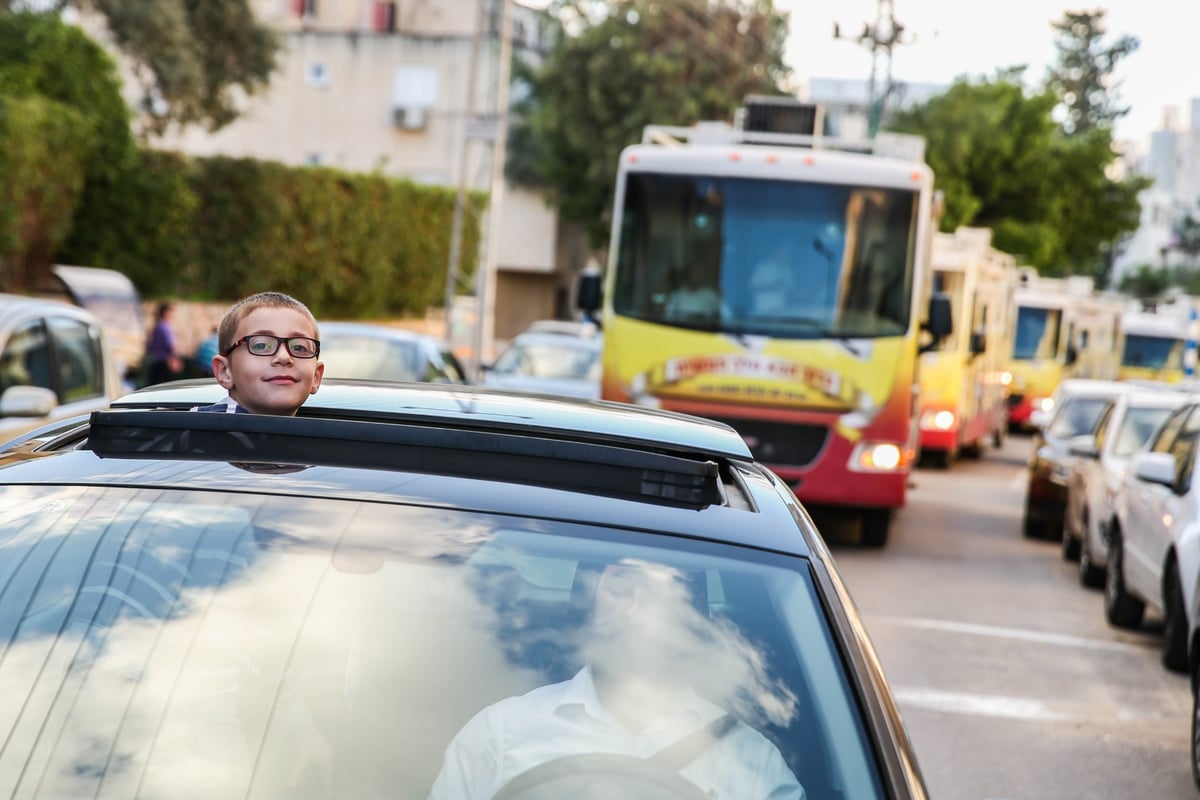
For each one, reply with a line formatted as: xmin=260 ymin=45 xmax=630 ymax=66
xmin=318 ymin=320 xmax=468 ymax=384
xmin=1062 ymin=388 xmax=1185 ymax=587
xmin=1022 ymin=378 xmax=1128 ymax=540
xmin=1107 ymin=394 xmax=1200 ymax=675
xmin=481 ymin=319 xmax=602 ymax=399
xmin=0 ymin=380 xmax=928 ymax=799
xmin=0 ymin=293 xmax=122 ymax=445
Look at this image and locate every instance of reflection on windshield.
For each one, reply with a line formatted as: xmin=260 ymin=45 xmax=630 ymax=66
xmin=1048 ymin=396 xmax=1111 ymax=438
xmin=0 ymin=487 xmax=883 ymax=800
xmin=1121 ymin=334 xmax=1182 ymax=370
xmin=613 ymin=172 xmax=918 ymax=339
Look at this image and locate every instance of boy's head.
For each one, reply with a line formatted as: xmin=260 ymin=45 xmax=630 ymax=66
xmin=211 ymin=292 xmax=324 ymax=415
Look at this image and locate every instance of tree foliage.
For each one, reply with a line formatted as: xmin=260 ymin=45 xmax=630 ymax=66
xmin=509 ymin=0 xmax=790 ymax=247
xmin=1 ymin=0 xmax=279 ymax=134
xmin=1045 ymin=9 xmax=1139 ymax=136
xmin=0 ymin=11 xmax=133 ymax=289
xmin=888 ymin=71 xmax=1146 ymax=282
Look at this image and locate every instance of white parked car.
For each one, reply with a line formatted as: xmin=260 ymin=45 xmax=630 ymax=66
xmin=1106 ymin=394 xmax=1200 ymax=673
xmin=482 ymin=320 xmax=602 ymax=400
xmin=1062 ymin=388 xmax=1185 ymax=587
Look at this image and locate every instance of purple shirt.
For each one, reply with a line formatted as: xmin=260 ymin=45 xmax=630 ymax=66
xmin=146 ymin=319 xmax=175 ymax=363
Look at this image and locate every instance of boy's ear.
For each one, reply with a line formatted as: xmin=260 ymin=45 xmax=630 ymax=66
xmin=310 ymin=361 xmax=324 ymax=395
xmin=213 ymin=355 xmax=235 ymax=390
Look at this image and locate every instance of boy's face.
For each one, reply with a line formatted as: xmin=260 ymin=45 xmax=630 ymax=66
xmin=212 ymin=306 xmax=324 ymax=415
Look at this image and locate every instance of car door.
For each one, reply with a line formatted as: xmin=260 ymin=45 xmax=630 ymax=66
xmin=1125 ymin=403 xmax=1200 ymax=605
xmin=0 ymin=313 xmax=110 ymax=441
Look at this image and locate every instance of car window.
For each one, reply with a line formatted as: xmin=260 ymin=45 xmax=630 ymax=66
xmin=1112 ymin=405 xmax=1175 ymax=457
xmin=0 ymin=319 xmax=52 ymax=398
xmin=0 ymin=485 xmax=884 ymax=800
xmin=47 ymin=315 xmax=104 ymax=403
xmin=495 ymin=340 xmax=600 ymax=380
xmin=1149 ymin=404 xmax=1191 ymax=453
xmin=1168 ymin=406 xmax=1200 ymax=487
xmin=1047 ymin=395 xmax=1110 ymax=438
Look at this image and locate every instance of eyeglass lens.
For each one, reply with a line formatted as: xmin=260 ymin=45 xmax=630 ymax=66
xmin=244 ymin=335 xmax=319 ymax=358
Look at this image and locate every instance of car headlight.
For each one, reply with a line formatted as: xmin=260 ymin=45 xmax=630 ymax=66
xmin=1050 ymin=462 xmax=1072 ymax=483
xmin=920 ymin=410 xmax=956 ymax=431
xmin=1036 ymin=397 xmax=1055 ymax=413
xmin=851 ymin=442 xmax=905 ymax=472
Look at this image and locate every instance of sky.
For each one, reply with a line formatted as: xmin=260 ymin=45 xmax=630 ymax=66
xmin=776 ymin=0 xmax=1200 ymax=148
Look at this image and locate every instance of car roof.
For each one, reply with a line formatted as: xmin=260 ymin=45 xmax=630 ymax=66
xmin=0 ymin=292 xmax=101 ymax=327
xmin=0 ymin=380 xmax=818 ymax=557
xmin=1054 ymin=378 xmax=1128 ymax=398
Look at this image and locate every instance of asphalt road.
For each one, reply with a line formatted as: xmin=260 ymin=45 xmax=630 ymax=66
xmin=817 ymin=434 xmax=1193 ymax=800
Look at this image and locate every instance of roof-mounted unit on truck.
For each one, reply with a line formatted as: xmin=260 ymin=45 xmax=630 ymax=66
xmin=641 ymin=96 xmax=926 ymax=162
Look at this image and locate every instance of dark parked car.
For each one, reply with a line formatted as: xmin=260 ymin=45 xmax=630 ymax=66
xmin=0 ymin=381 xmax=928 ymax=799
xmin=1023 ymin=379 xmax=1128 ymax=540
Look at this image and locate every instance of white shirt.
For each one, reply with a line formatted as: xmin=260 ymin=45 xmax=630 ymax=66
xmin=428 ymin=667 xmax=805 ymax=800
xmin=666 ymin=286 xmax=723 ymax=321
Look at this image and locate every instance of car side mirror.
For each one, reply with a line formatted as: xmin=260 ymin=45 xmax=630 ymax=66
xmin=1067 ymin=434 xmax=1098 ymax=459
xmin=0 ymin=385 xmax=57 ymax=418
xmin=969 ymin=330 xmax=985 ymax=356
xmin=1131 ymin=451 xmax=1177 ymax=489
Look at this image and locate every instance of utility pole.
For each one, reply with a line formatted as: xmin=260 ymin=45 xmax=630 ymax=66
xmin=833 ymin=0 xmax=912 ymax=136
xmin=472 ymin=0 xmax=514 ymax=377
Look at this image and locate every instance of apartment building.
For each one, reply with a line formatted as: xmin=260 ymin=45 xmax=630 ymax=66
xmin=152 ymin=0 xmax=587 ymax=348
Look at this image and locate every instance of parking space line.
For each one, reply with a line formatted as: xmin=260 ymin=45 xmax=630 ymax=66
xmin=869 ymin=615 xmax=1154 ymax=654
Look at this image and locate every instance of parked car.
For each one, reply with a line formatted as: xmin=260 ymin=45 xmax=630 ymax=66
xmin=482 ymin=319 xmax=602 ymax=399
xmin=1022 ymin=379 xmax=1128 ymax=540
xmin=0 ymin=293 xmax=122 ymax=446
xmin=319 ymin=320 xmax=468 ymax=384
xmin=0 ymin=380 xmax=929 ymax=799
xmin=1107 ymin=395 xmax=1200 ymax=673
xmin=1062 ymin=387 xmax=1185 ymax=587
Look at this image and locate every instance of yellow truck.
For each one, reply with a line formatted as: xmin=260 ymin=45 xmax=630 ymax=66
xmin=917 ymin=228 xmax=1019 ymax=467
xmin=1117 ymin=298 xmax=1192 ymax=384
xmin=1004 ymin=270 xmax=1122 ymax=430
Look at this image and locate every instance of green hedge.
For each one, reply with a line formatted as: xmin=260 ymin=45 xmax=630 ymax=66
xmin=66 ymin=153 xmax=486 ymax=318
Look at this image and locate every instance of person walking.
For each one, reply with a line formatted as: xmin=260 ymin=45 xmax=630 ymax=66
xmin=145 ymin=301 xmax=183 ymax=386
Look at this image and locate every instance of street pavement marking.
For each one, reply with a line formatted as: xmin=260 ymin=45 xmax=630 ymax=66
xmin=894 ymin=687 xmax=1069 ymax=722
xmin=869 ymin=615 xmax=1154 ymax=655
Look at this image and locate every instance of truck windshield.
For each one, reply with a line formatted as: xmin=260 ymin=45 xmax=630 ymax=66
xmin=612 ymin=173 xmax=919 ymax=339
xmin=1121 ymin=334 xmax=1181 ymax=370
xmin=1013 ymin=306 xmax=1062 ymax=360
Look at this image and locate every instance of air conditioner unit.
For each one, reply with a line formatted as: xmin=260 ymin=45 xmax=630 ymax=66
xmin=393 ymin=106 xmax=427 ymax=131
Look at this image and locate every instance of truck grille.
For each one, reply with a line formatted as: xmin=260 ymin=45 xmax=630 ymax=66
xmin=706 ymin=417 xmax=829 ymax=467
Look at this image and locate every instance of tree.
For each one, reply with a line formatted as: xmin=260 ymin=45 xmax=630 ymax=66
xmin=0 ymin=11 xmax=131 ymax=289
xmin=1 ymin=0 xmax=279 ymax=135
xmin=887 ymin=71 xmax=1147 ymax=279
xmin=1045 ymin=9 xmax=1139 ymax=136
xmin=508 ymin=0 xmax=789 ymax=247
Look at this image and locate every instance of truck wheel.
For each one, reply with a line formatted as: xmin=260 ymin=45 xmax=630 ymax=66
xmin=860 ymin=509 xmax=891 ymax=548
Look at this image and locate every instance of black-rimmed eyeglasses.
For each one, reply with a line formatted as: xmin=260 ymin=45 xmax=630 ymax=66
xmin=225 ymin=335 xmax=321 ymax=359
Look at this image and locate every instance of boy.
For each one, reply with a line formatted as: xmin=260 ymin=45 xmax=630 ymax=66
xmin=196 ymin=291 xmax=324 ymax=415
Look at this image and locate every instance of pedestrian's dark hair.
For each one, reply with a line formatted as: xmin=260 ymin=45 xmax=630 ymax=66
xmin=217 ymin=292 xmax=318 ymax=355
xmin=154 ymin=301 xmax=173 ymax=322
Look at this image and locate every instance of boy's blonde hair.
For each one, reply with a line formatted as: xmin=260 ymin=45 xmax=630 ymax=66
xmin=217 ymin=292 xmax=319 ymax=354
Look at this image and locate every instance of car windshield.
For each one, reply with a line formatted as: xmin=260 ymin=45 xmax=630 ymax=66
xmin=1113 ymin=405 xmax=1176 ymax=456
xmin=1048 ymin=395 xmax=1112 ymax=438
xmin=493 ymin=339 xmax=601 ymax=381
xmin=319 ymin=334 xmax=419 ymax=381
xmin=0 ymin=485 xmax=883 ymax=799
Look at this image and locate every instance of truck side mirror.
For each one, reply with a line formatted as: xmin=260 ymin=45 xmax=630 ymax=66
xmin=576 ymin=263 xmax=603 ymax=317
xmin=919 ymin=292 xmax=953 ymax=353
xmin=969 ymin=330 xmax=986 ymax=356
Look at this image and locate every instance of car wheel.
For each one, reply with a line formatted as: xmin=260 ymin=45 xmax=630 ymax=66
xmin=1022 ymin=506 xmax=1044 ymax=539
xmin=1104 ymin=529 xmax=1145 ymax=629
xmin=1192 ymin=663 xmax=1200 ymax=790
xmin=1163 ymin=567 xmax=1189 ymax=673
xmin=1078 ymin=513 xmax=1104 ymax=588
xmin=1061 ymin=518 xmax=1080 ymax=561
xmin=860 ymin=509 xmax=890 ymax=548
